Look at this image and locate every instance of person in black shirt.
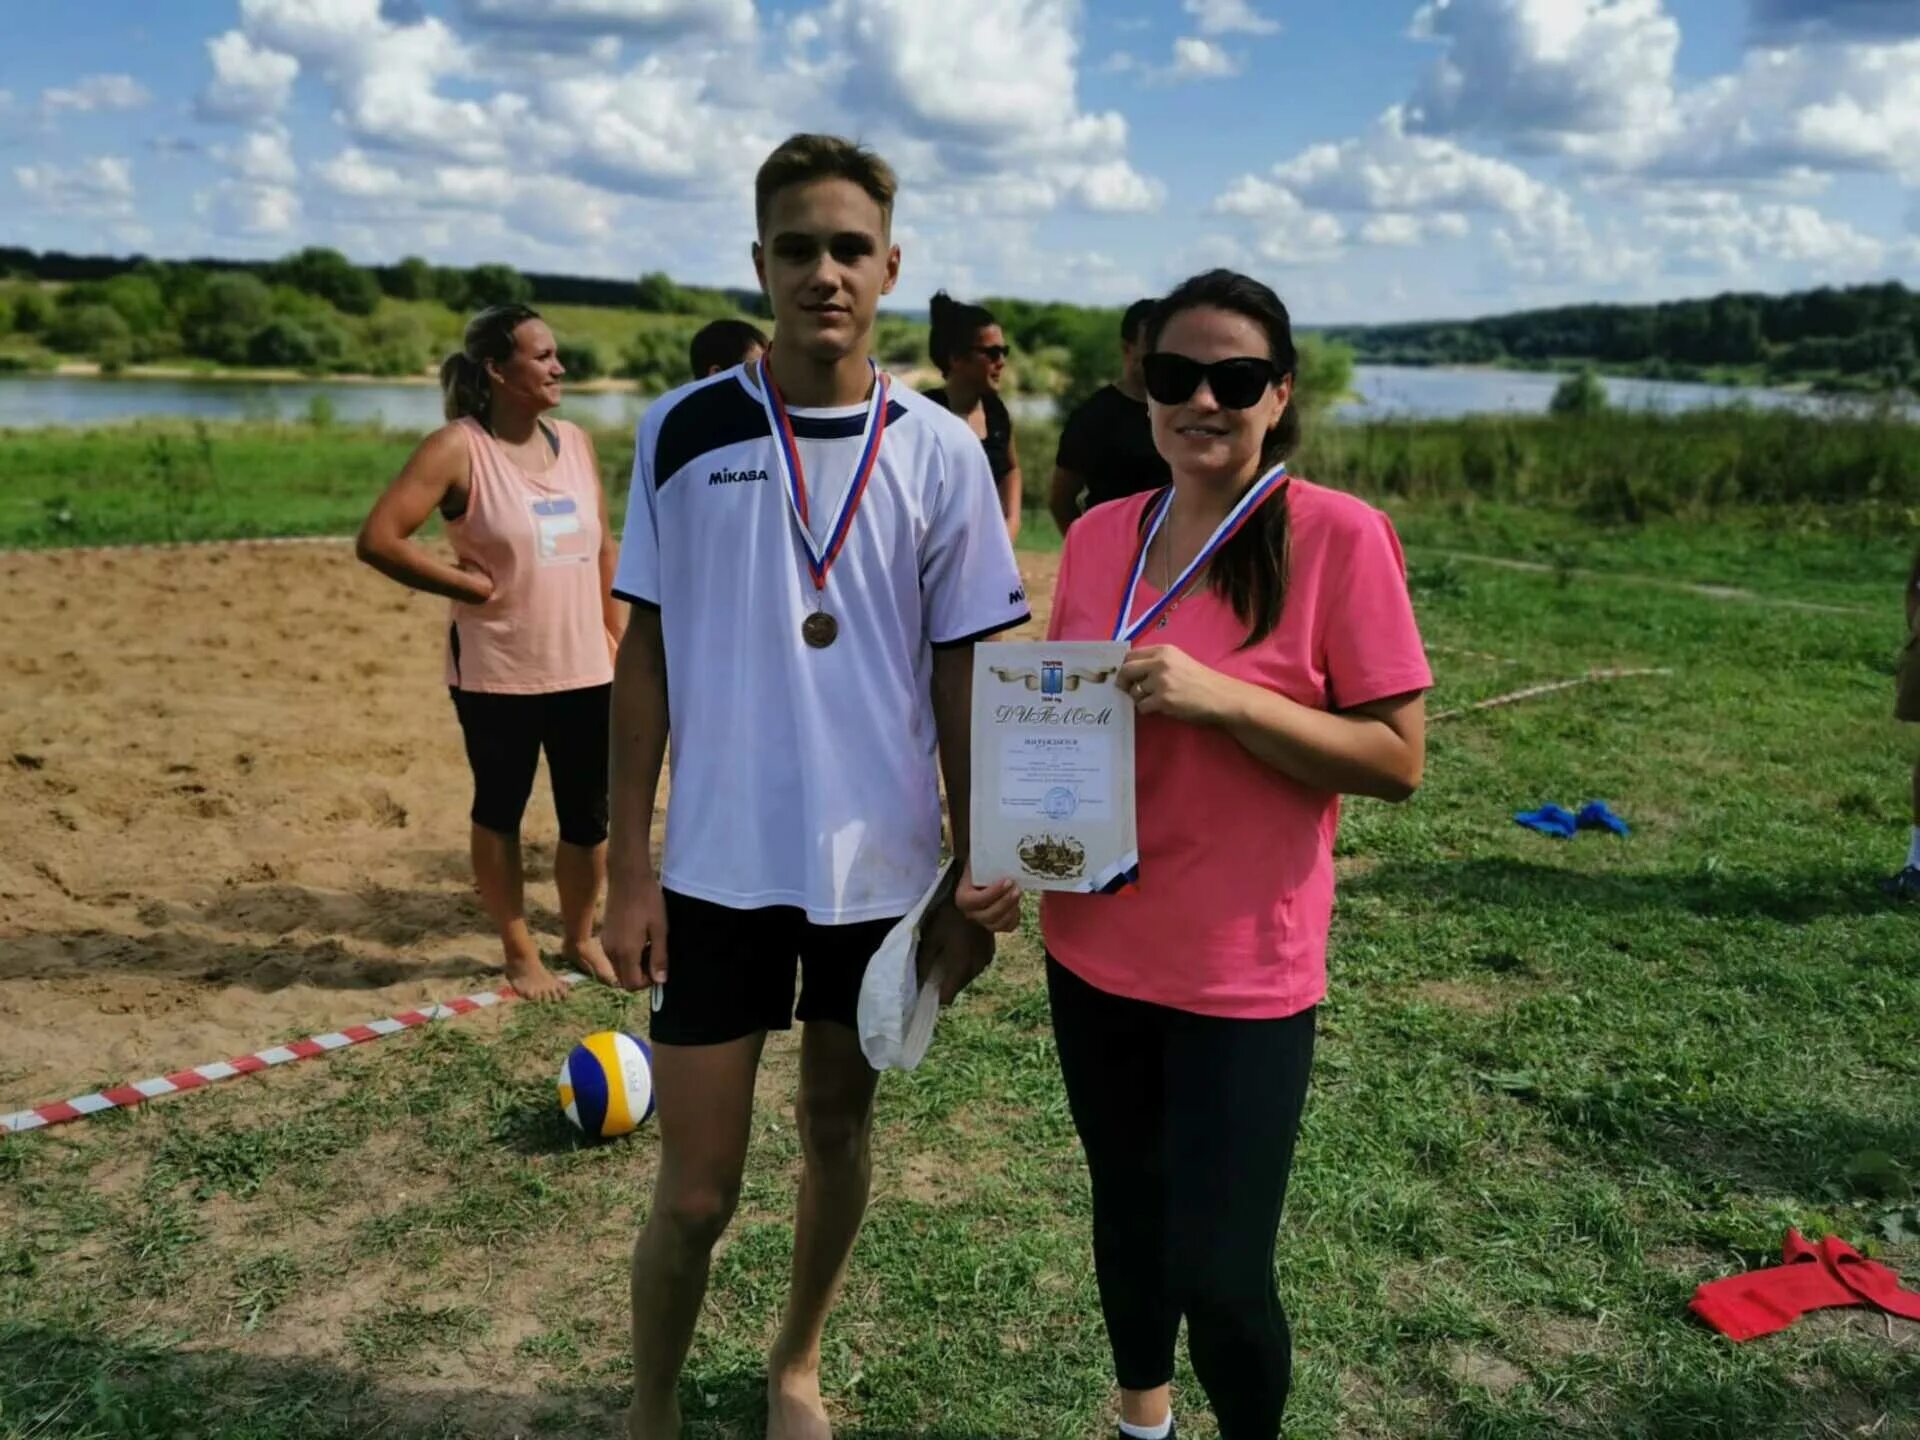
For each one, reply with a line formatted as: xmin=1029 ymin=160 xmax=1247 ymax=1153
xmin=1049 ymin=297 xmax=1171 ymax=535
xmin=923 ymin=290 xmax=1022 ymax=543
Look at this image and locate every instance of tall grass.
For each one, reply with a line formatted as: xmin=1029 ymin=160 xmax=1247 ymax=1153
xmin=1298 ymin=406 xmax=1920 ymax=520
xmin=2 ymin=407 xmax=1916 ymax=549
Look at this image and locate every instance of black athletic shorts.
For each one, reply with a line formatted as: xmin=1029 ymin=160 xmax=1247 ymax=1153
xmin=449 ymin=683 xmax=611 ymax=846
xmin=647 ymin=889 xmax=902 ymax=1046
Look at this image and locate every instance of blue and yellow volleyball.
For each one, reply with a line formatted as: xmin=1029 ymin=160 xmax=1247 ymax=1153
xmin=556 ymin=1030 xmax=655 ymax=1139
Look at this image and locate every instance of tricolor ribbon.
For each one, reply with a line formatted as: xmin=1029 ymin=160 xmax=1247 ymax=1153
xmin=756 ymin=354 xmax=890 ymax=591
xmin=1111 ymin=464 xmax=1288 ymax=642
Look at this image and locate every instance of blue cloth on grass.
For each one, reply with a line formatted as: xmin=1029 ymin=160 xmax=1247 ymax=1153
xmin=1575 ymin=801 xmax=1630 ymax=837
xmin=1514 ymin=804 xmax=1579 ymax=838
xmin=1514 ymin=801 xmax=1630 ymax=839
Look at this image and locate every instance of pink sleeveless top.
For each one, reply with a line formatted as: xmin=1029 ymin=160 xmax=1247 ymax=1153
xmin=444 ymin=416 xmax=614 ymax=694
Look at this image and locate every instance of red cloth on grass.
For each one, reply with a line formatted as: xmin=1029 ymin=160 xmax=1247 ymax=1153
xmin=1690 ymin=1229 xmax=1920 ymax=1342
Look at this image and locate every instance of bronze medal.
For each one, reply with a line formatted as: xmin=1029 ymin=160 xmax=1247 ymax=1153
xmin=802 ymin=611 xmax=839 ymax=649
xmin=757 ymin=356 xmax=888 ymax=664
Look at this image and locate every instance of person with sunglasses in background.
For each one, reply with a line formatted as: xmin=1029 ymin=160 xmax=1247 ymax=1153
xmin=961 ymin=270 xmax=1431 ymax=1440
xmin=923 ymin=290 xmax=1022 ymax=543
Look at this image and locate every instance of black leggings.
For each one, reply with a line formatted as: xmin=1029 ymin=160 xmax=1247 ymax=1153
xmin=1047 ymin=956 xmax=1316 ymax=1440
xmin=449 ymin=684 xmax=611 ymax=847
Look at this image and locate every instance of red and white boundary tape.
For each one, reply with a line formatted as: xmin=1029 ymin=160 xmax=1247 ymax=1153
xmin=1 ymin=972 xmax=583 ymax=1136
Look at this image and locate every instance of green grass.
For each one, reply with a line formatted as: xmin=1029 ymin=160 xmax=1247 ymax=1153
xmin=2 ymin=496 xmax=1918 ymax=1436
xmin=8 ymin=407 xmax=1914 ymax=554
xmin=1298 ymin=407 xmax=1920 ymax=515
xmin=0 ymin=412 xmax=1054 ymax=550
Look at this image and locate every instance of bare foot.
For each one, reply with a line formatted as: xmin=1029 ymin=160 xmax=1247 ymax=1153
xmin=766 ymin=1364 xmax=832 ymax=1440
xmin=563 ymin=935 xmax=619 ymax=986
xmin=504 ymin=938 xmax=569 ymax=1002
xmin=626 ymin=1392 xmax=681 ymax=1440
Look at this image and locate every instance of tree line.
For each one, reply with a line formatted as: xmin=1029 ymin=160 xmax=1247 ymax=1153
xmin=1321 ymin=282 xmax=1918 ymax=393
xmin=0 ymin=245 xmax=1367 ymax=404
xmin=0 ymin=246 xmax=766 ymax=382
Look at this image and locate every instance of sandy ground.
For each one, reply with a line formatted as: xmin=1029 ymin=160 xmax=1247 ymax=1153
xmin=0 ymin=539 xmax=1054 ymax=1111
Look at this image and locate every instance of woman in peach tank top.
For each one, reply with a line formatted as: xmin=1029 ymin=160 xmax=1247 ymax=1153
xmin=357 ymin=305 xmax=623 ymax=1000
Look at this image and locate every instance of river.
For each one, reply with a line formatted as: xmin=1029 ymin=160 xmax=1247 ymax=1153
xmin=0 ymin=365 xmax=1880 ymax=432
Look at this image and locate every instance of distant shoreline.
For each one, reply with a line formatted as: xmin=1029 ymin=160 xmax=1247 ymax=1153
xmin=40 ymin=359 xmax=954 ymax=393
xmin=46 ymin=362 xmax=646 ymax=393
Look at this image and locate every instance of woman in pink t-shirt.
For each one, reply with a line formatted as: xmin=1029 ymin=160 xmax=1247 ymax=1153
xmin=964 ymin=270 xmax=1430 ymax=1440
xmin=357 ymin=305 xmax=623 ymax=1001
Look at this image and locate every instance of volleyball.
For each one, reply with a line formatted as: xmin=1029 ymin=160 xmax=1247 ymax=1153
xmin=556 ymin=1030 xmax=655 ymax=1140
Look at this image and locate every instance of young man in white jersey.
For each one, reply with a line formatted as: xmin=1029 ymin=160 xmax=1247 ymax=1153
xmin=604 ymin=134 xmax=1029 ymax=1440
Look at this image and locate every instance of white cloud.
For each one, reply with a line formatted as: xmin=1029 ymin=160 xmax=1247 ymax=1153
xmin=218 ymin=125 xmax=298 ymax=185
xmin=217 ymin=0 xmax=1162 ymax=229
xmin=1210 ymin=178 xmax=1348 ymax=263
xmin=427 ymin=165 xmax=623 ymax=239
xmin=1656 ymin=39 xmax=1920 ymax=182
xmin=1265 ymin=108 xmax=1553 ymax=214
xmin=1361 ymin=211 xmax=1472 ymax=245
xmin=1116 ymin=34 xmax=1243 ymax=86
xmin=540 ymin=62 xmax=771 ymax=192
xmin=199 ymin=179 xmax=302 ymax=236
xmin=1070 ymin=159 xmax=1164 ymax=212
xmin=41 ymin=74 xmax=151 ymax=114
xmin=823 ymin=0 xmax=1097 ymax=150
xmin=1407 ymin=0 xmax=1920 ymax=190
xmin=1256 ymin=218 xmax=1348 ymax=266
xmin=1168 ymin=36 xmax=1240 ymax=79
xmin=889 ymin=215 xmax=1150 ymax=303
xmin=1408 ymin=0 xmax=1681 ymax=165
xmin=458 ymin=0 xmax=752 ymax=36
xmin=1640 ymin=189 xmax=1887 ymax=275
xmin=199 ymin=31 xmax=301 ymax=119
xmin=238 ymin=0 xmax=551 ymax=163
xmin=1491 ymin=193 xmax=1652 ymax=285
xmin=14 ymin=156 xmax=136 ymax=217
xmin=315 ymin=146 xmax=406 ymax=198
xmin=811 ymin=0 xmax=1162 ymax=214
xmin=1183 ymin=0 xmax=1279 ymax=36
xmin=1213 ymin=110 xmax=1643 ymax=281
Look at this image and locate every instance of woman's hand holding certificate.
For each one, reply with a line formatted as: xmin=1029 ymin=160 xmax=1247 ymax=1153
xmin=1115 ymin=643 xmax=1240 ymax=724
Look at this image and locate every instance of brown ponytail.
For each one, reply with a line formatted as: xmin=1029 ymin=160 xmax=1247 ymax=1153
xmin=440 ymin=303 xmax=541 ymax=423
xmin=928 ymin=290 xmax=996 ymax=377
xmin=1140 ymin=270 xmax=1300 ymax=648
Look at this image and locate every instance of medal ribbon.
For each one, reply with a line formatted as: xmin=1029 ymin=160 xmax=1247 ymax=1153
xmin=756 ymin=354 xmax=889 ymax=591
xmin=1111 ymin=464 xmax=1288 ymax=642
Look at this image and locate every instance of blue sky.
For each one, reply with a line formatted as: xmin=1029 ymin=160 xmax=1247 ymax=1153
xmin=2 ymin=0 xmax=1917 ymax=323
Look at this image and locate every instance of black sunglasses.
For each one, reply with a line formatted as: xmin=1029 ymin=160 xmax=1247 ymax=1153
xmin=972 ymin=344 xmax=1010 ymax=362
xmin=1142 ymin=353 xmax=1280 ymax=410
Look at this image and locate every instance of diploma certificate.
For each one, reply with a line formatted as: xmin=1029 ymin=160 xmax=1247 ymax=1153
xmin=968 ymin=641 xmax=1138 ymax=894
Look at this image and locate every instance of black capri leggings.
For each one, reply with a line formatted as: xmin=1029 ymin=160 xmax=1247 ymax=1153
xmin=449 ymin=683 xmax=611 ymax=847
xmin=1047 ymin=955 xmax=1316 ymax=1440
